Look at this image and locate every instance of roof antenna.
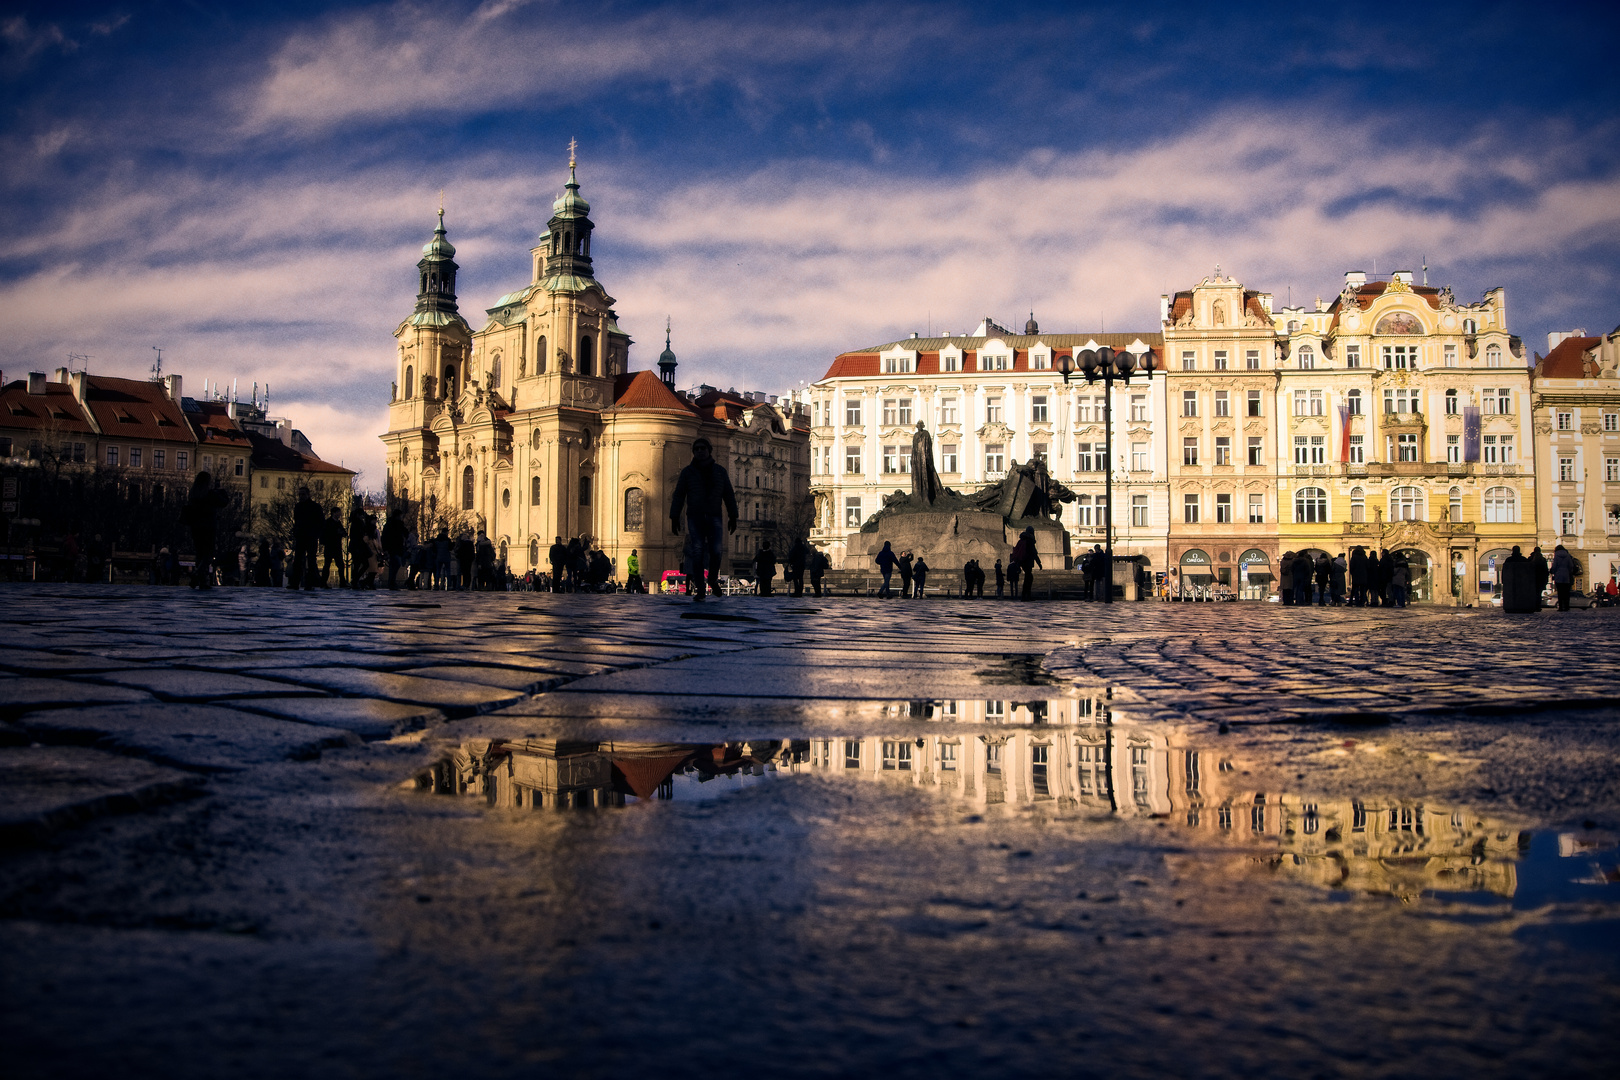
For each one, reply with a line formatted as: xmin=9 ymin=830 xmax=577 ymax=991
xmin=1421 ymin=256 xmax=1428 ymax=286
xmin=67 ymin=353 xmax=91 ymax=373
xmin=150 ymin=346 xmax=163 ymax=380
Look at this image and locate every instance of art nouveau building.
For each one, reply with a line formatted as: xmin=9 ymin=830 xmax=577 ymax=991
xmin=808 ymin=318 xmax=1168 ymax=569
xmin=1531 ymin=327 xmax=1620 ymax=585
xmin=380 ymin=157 xmax=808 ymax=580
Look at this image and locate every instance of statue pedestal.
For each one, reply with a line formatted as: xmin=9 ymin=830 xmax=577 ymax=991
xmin=844 ymin=511 xmax=1069 ymax=572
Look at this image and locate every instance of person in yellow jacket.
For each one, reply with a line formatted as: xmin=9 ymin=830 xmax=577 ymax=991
xmin=625 ymin=549 xmax=642 ymax=593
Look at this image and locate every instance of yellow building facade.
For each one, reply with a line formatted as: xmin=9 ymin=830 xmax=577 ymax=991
xmin=1531 ymin=327 xmax=1620 ymax=586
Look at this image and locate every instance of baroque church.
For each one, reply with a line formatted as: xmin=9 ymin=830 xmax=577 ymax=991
xmin=380 ymin=154 xmax=810 ymax=581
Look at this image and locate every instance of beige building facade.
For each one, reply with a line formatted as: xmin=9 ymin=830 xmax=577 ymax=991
xmin=1531 ymin=327 xmax=1620 ymax=586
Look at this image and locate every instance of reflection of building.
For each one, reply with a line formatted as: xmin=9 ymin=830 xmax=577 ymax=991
xmin=807 ymin=318 xmax=1168 ymax=569
xmin=381 ymin=155 xmax=809 ymax=580
xmin=1531 ymin=327 xmax=1620 ymax=586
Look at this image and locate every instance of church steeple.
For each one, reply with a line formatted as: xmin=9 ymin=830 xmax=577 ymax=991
xmin=544 ymin=143 xmax=595 ymax=281
xmin=414 ymin=207 xmax=459 ymax=316
xmin=658 ymin=317 xmax=678 ymax=388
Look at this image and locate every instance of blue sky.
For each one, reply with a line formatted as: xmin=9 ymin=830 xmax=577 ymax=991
xmin=3 ymin=0 xmax=1618 ymax=483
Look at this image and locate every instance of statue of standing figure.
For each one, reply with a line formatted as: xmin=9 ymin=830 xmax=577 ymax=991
xmin=911 ymin=421 xmax=942 ymax=506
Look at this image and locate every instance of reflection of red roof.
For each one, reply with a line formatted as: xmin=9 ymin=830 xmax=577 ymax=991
xmin=611 ymin=753 xmax=696 ymax=799
xmin=611 ymin=370 xmax=698 ymax=413
xmin=1537 ymin=336 xmax=1601 ymax=379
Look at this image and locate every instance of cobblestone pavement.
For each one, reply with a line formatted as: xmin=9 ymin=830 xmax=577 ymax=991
xmin=2 ymin=585 xmax=1618 ymax=1078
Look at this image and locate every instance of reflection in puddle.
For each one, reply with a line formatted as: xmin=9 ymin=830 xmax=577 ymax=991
xmin=415 ymin=706 xmax=1619 ymax=907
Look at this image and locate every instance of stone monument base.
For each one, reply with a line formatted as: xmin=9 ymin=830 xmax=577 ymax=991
xmin=844 ymin=510 xmax=1070 ymax=572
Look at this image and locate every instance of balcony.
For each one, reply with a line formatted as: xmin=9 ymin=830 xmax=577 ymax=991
xmin=1292 ymin=464 xmax=1334 ymax=478
xmin=1381 ymin=410 xmax=1426 ymax=428
xmin=1482 ymin=464 xmax=1520 ymax=477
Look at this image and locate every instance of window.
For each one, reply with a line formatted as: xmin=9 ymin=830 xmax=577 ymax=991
xmin=1482 ymin=435 xmax=1499 ymax=464
xmin=1444 ymin=344 xmax=1457 ymax=368
xmin=1030 ymin=442 xmax=1047 ymax=463
xmin=844 ymin=740 xmax=861 ymax=769
xmin=1396 ymin=433 xmax=1419 ymax=462
xmin=129 ymin=447 xmax=142 ymax=468
xmin=942 ymin=353 xmax=960 ymax=372
xmin=1561 ymin=510 xmax=1577 ymax=535
xmin=1448 ymin=486 xmax=1463 ymax=521
xmin=882 ymin=355 xmax=914 ymax=374
xmin=1390 ymin=486 xmax=1423 ymax=521
xmin=1294 ymin=389 xmax=1323 ymax=415
xmin=1032 ymin=351 xmax=1050 ymax=370
xmin=1345 ymin=345 xmax=1362 ymax=369
xmin=1132 ymin=495 xmax=1149 ymax=527
xmin=986 ymin=397 xmax=1003 ymax=423
xmin=1382 ymin=345 xmax=1415 ymax=370
xmin=1215 ymin=493 xmax=1232 ymax=522
xmin=899 ymin=444 xmax=912 ymax=473
xmin=1295 ymin=486 xmax=1327 ymax=523
xmin=1031 ymin=395 xmax=1048 ymax=422
xmin=1031 ymin=744 xmax=1048 ymax=796
xmin=404 ymin=365 xmax=414 ymax=397
xmin=531 ymin=476 xmax=542 ymax=505
xmin=845 ymin=497 xmax=864 ymax=528
xmin=1214 ymin=350 xmax=1228 ymax=371
xmin=623 ymin=487 xmax=644 ymax=531
xmin=1074 ymin=495 xmax=1093 ymax=527
xmin=201 ymin=453 xmax=213 ymax=472
xmin=1556 ymin=411 xmax=1572 ymax=430
xmin=1247 ymin=437 xmax=1263 ymax=466
xmin=1248 ymin=494 xmax=1264 ymax=523
xmin=1182 ymin=391 xmax=1198 ymax=417
xmin=276 ymin=476 xmax=286 ymax=492
xmin=1245 ymin=350 xmax=1261 ymax=370
xmin=982 ymin=354 xmax=1008 ymax=372
xmin=1183 ymin=438 xmax=1199 ymax=466
xmin=1493 ymin=388 xmax=1511 ymax=414
xmin=1348 ymin=435 xmax=1364 ymax=463
xmin=882 ymin=445 xmax=899 ymax=473
xmin=152 ymin=449 xmax=165 ymax=470
xmin=1130 ymin=442 xmax=1147 ymax=472
xmin=1181 ymin=350 xmax=1196 ymax=370
xmin=175 ymin=451 xmax=187 ymax=471
xmin=1607 ymin=457 xmax=1620 ymax=482
xmin=1294 ymin=436 xmax=1310 ymax=465
xmin=1183 ymin=494 xmax=1200 ymax=523
xmin=1559 ymin=456 xmax=1575 ymax=482
xmin=1246 ymin=390 xmax=1262 ymax=416
xmin=1130 ymin=395 xmax=1149 ymax=422
xmin=941 ymin=444 xmax=958 ymax=473
xmin=940 ymin=398 xmax=958 ymax=424
xmin=1346 ymin=389 xmax=1362 ymax=415
xmin=1214 ymin=436 xmax=1231 ymax=465
xmin=985 ymin=444 xmax=1005 ymax=473
xmin=1214 ymin=390 xmax=1229 ymax=417
xmin=1384 ymin=388 xmax=1420 ymax=414
xmin=1485 ymin=345 xmax=1502 ymax=368
xmin=845 ymin=447 xmax=862 ymax=474
xmin=1297 ymin=345 xmax=1315 ymax=370
xmin=1077 ymin=443 xmax=1095 ymax=471
xmin=882 ymin=399 xmax=897 ymax=426
xmin=578 ymin=335 xmax=594 ymax=376
xmin=1445 ymin=389 xmax=1458 ymax=415
xmin=259 ymin=474 xmax=267 ymax=489
xmin=1350 ymin=487 xmax=1365 ymax=523
xmin=1447 ymin=435 xmax=1460 ymax=463
xmin=1605 ymin=413 xmax=1619 ymax=432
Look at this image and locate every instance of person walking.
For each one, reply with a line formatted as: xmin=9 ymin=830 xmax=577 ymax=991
xmin=1290 ymin=551 xmax=1312 ymax=607
xmin=669 ymin=436 xmax=739 ymax=603
xmin=1551 ymin=544 xmax=1576 ymax=610
xmin=1528 ymin=546 xmax=1550 ymax=606
xmin=1329 ymin=553 xmax=1347 ymax=606
xmin=1363 ymin=549 xmax=1381 ymax=606
xmin=874 ymin=541 xmax=899 ymax=598
xmin=809 ymin=546 xmax=829 ymax=597
xmin=475 ymin=530 xmax=496 ymax=590
xmin=754 ymin=542 xmax=778 ymax=596
xmin=913 ymin=556 xmax=929 ymax=598
xmin=290 ymin=486 xmax=324 ymax=590
xmin=994 ymin=558 xmax=1005 ymax=599
xmin=454 ymin=533 xmax=474 ymax=590
xmin=381 ymin=511 xmax=407 ymax=590
xmin=548 ymin=536 xmax=567 ymax=593
xmin=1011 ymin=526 xmax=1041 ymax=601
xmin=626 ymin=549 xmax=642 ymax=594
xmin=786 ymin=538 xmax=808 ymax=598
xmin=1090 ymin=545 xmax=1108 ymax=602
xmin=321 ymin=508 xmax=348 ymax=587
xmin=1314 ymin=552 xmax=1331 ymax=606
xmin=564 ymin=537 xmax=584 ymax=592
xmin=1391 ymin=554 xmax=1411 ymax=608
xmin=897 ymin=550 xmax=914 ymax=598
xmin=182 ymin=472 xmax=230 ymax=590
xmin=1348 ymin=546 xmax=1368 ymax=607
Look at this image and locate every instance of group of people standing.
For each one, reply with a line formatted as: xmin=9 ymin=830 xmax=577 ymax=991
xmin=1279 ymin=547 xmax=1414 ymax=607
xmin=545 ymin=535 xmax=618 ymax=593
xmin=872 ymin=542 xmax=932 ymax=598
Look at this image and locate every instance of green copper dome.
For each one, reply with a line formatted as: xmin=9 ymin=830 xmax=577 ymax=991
xmin=422 ymin=209 xmax=456 ymax=258
xmin=552 ymin=165 xmax=590 ymax=218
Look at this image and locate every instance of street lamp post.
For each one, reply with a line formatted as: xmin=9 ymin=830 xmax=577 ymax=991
xmin=1056 ymin=345 xmax=1160 ymax=603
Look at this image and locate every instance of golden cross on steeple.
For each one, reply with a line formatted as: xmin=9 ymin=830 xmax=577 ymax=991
xmin=568 ymin=138 xmax=577 ymax=168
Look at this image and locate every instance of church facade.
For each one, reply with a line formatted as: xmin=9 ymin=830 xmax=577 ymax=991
xmin=380 ymin=157 xmax=809 ymax=581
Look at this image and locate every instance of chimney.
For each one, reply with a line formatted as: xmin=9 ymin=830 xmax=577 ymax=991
xmin=164 ymin=373 xmax=183 ymax=401
xmin=1548 ymin=329 xmax=1588 ymax=352
xmin=27 ymin=372 xmax=46 ymax=395
xmin=1159 ymin=294 xmax=1170 ymax=323
xmin=276 ymin=418 xmax=293 ymax=447
xmin=53 ymin=367 xmax=69 ymax=383
xmin=70 ymin=371 xmax=87 ymax=403
xmin=1344 ymin=270 xmax=1367 ymax=286
xmin=226 ymin=400 xmax=237 ymax=420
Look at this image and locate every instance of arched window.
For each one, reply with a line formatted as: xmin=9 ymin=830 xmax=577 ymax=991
xmin=1294 ymin=486 xmax=1328 ymax=523
xmin=531 ymin=476 xmax=542 ymax=505
xmin=1448 ymin=486 xmax=1462 ymax=521
xmin=530 ymin=428 xmax=541 ymax=450
xmin=529 ymin=539 xmax=540 ymax=566
xmin=536 ymin=335 xmax=547 ymax=374
xmin=443 ymin=366 xmax=457 ymax=399
xmin=1485 ymin=345 xmax=1502 ymax=368
xmin=1346 ymin=388 xmax=1362 ymax=414
xmin=578 ymin=335 xmax=594 ymax=377
xmin=498 ymin=541 xmax=507 ymax=566
xmin=578 ymin=476 xmax=592 ymax=506
xmin=1349 ymin=486 xmax=1366 ymax=523
xmin=428 ymin=493 xmax=437 ymax=515
xmin=624 ymin=487 xmax=644 ymax=531
xmin=1483 ymin=486 xmax=1517 ymax=523
xmin=462 ymin=466 xmax=474 ymax=510
xmin=1297 ymin=345 xmax=1315 ymax=370
xmin=1390 ymin=486 xmax=1423 ymax=521
xmin=1445 ymin=388 xmax=1458 ymax=414
xmin=489 ymin=354 xmax=502 ymax=390
xmin=404 ymin=366 xmax=414 ymax=398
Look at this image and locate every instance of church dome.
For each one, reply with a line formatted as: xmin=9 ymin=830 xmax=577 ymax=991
xmin=422 ymin=210 xmax=455 ymax=258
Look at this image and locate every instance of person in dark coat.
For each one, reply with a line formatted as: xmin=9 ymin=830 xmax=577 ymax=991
xmin=1329 ymin=553 xmax=1347 ymax=606
xmin=290 ymin=486 xmax=324 ymax=590
xmin=183 ymin=472 xmax=230 ymax=590
xmin=786 ymin=539 xmax=808 ymax=598
xmin=1348 ymin=546 xmax=1368 ymax=606
xmin=897 ymin=550 xmax=914 ymax=598
xmin=1364 ymin=550 xmax=1382 ymax=606
xmin=1290 ymin=551 xmax=1312 ymax=605
xmin=753 ymin=543 xmax=778 ymax=596
xmin=254 ymin=539 xmax=274 ymax=586
xmin=669 ymin=436 xmax=739 ymax=602
xmin=809 ymin=546 xmax=829 ymax=597
xmin=1500 ymin=545 xmax=1537 ymax=612
xmin=913 ymin=556 xmax=929 ymax=598
xmin=456 ymin=533 xmax=476 ymax=590
xmin=1390 ymin=552 xmax=1411 ymax=608
xmin=1528 ymin=546 xmax=1550 ymax=603
xmin=994 ymin=558 xmax=1005 ymax=598
xmin=321 ymin=508 xmax=347 ymax=587
xmin=548 ymin=536 xmax=567 ymax=593
xmin=1011 ymin=526 xmax=1042 ymax=601
xmin=1278 ymin=552 xmax=1294 ymax=604
xmin=1313 ymin=553 xmax=1330 ymax=606
xmin=1551 ymin=545 xmax=1576 ymax=610
xmin=381 ymin=511 xmax=407 ymax=590
xmin=874 ymin=541 xmax=899 ymax=598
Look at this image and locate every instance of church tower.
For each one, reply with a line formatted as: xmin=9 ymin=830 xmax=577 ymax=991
xmin=658 ymin=318 xmax=678 ymax=388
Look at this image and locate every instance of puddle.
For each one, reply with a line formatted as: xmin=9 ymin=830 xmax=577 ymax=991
xmin=410 ymin=716 xmax=1620 ymax=910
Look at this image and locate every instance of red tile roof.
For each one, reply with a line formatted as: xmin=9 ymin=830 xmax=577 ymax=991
xmin=186 ymin=401 xmax=254 ymax=451
xmin=246 ymin=431 xmax=355 ymax=476
xmin=81 ymin=375 xmax=196 ymax=445
xmin=0 ymin=380 xmax=96 ymax=434
xmin=1537 ymin=336 xmax=1601 ymax=379
xmin=611 ymin=370 xmax=698 ymax=413
xmin=822 ymin=353 xmax=879 ymax=379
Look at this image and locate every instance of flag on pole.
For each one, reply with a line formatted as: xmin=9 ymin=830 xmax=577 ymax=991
xmin=1338 ymin=406 xmax=1352 ymax=461
xmin=1463 ymin=407 xmax=1482 ymax=462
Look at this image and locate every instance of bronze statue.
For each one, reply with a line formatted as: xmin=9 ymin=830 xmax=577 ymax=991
xmin=911 ymin=421 xmax=942 ymax=506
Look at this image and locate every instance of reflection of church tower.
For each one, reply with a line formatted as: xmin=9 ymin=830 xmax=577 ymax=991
xmin=658 ymin=318 xmax=678 ymax=388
